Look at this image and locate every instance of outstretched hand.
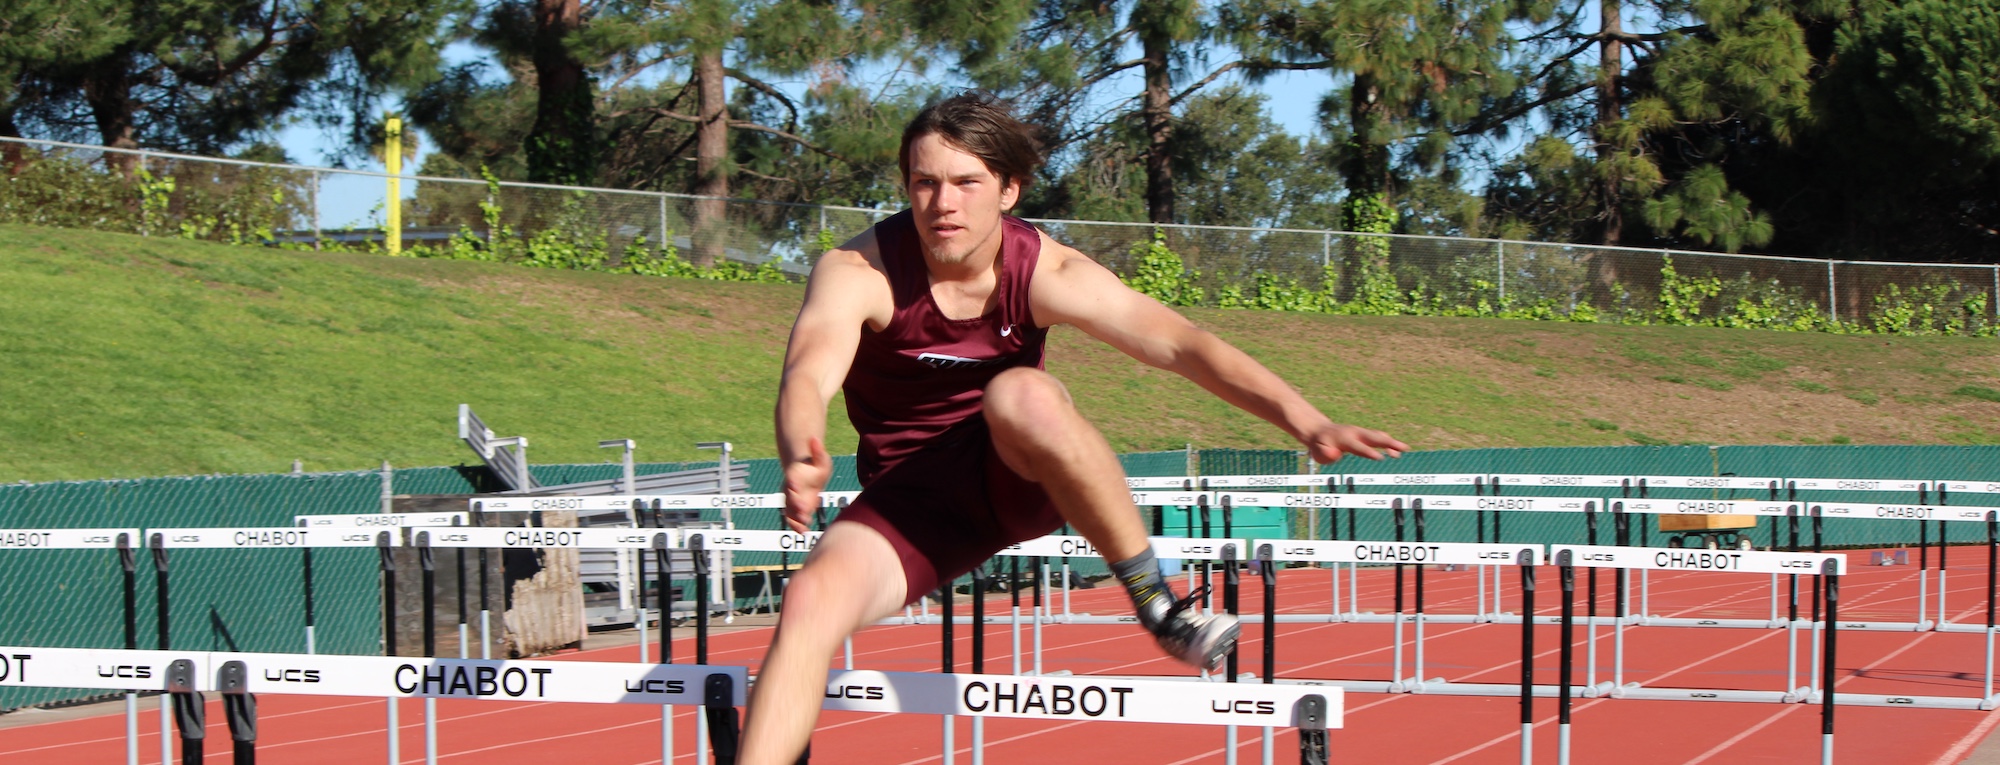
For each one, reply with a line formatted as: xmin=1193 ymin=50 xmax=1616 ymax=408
xmin=1303 ymin=423 xmax=1409 ymax=465
xmin=781 ymin=436 xmax=833 ymax=533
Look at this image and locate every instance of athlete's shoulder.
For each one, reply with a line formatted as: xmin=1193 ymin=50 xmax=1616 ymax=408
xmin=1022 ymin=225 xmax=1133 ymax=329
xmin=1028 ymin=226 xmax=1107 ymax=282
xmin=814 ymin=222 xmax=888 ymax=275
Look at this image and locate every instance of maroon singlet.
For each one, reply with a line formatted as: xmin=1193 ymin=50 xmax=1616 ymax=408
xmin=833 ymin=209 xmax=1064 ymax=602
xmin=842 ymin=209 xmax=1050 ymax=482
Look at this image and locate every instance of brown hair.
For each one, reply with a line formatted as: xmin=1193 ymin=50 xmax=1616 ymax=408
xmin=898 ymin=91 xmax=1045 ymax=191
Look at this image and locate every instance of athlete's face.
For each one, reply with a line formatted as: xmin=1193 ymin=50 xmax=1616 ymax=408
xmin=905 ymin=132 xmax=1021 ymax=267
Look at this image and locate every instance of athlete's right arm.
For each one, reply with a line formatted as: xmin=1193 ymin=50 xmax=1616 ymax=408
xmin=775 ymin=232 xmax=891 ymax=532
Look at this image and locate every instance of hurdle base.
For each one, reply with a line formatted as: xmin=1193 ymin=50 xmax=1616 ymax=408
xmin=1801 ymin=691 xmax=1989 ymax=710
xmin=1407 ymin=681 xmax=1606 ymax=699
xmin=1487 ymin=613 xmax=1615 ymax=626
xmin=1830 ymin=619 xmax=1929 ymax=632
xmin=1392 ymin=676 xmax=1443 ymax=693
xmin=1328 ymin=612 xmax=1488 ymax=624
xmin=1268 ymin=614 xmax=1343 ymax=624
xmin=1639 ymin=616 xmax=1785 ymax=630
xmin=1267 ymin=677 xmax=1399 ymax=695
xmin=1933 ymin=621 xmax=1992 ymax=634
xmin=1612 ymin=685 xmax=1793 ymax=704
xmin=1414 ymin=614 xmax=1483 ymax=624
xmin=1039 ymin=613 xmax=1126 ymax=626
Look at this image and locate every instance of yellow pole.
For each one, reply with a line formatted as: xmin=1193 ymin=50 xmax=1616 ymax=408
xmin=385 ymin=116 xmax=402 ymax=255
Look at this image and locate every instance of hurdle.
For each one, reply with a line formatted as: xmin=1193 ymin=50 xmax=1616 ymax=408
xmin=292 ymin=512 xmax=466 ymax=655
xmin=0 ymin=641 xmax=1339 ymax=765
xmin=1607 ymin=499 xmax=1798 ymax=629
xmin=1187 ymin=491 xmax=1594 ymax=627
xmin=15 ymin=490 xmax=1996 ymax=763
xmin=0 ymin=529 xmax=141 ymax=765
xmin=0 ymin=644 xmax=748 ymax=762
xmin=416 ymin=523 xmax=684 ymax=764
xmin=482 ymin=477 xmax=1996 ymax=637
xmin=454 ymin=481 xmax=1994 ymax=686
xmin=1216 ymin=472 xmax=2000 ymax=639
xmin=1812 ymin=496 xmax=1996 ymax=632
xmin=472 ymin=492 xmax=847 ymax=623
xmin=1548 ymin=543 xmax=1845 ymax=701
xmin=1548 ymin=544 xmax=1846 ymax=763
xmin=1255 ymin=538 xmax=1544 ymax=698
xmin=1161 ymin=473 xmax=1613 ymax=627
xmin=1794 ymin=503 xmax=2000 ymax=710
xmin=145 ymin=524 xmax=400 ymax=765
xmin=990 ymin=531 xmax=1243 ymax=629
xmin=384 ymin=524 xmax=1344 ymax=765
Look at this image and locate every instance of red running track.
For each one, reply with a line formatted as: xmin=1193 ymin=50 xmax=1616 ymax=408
xmin=4 ymin=558 xmax=2000 ymax=764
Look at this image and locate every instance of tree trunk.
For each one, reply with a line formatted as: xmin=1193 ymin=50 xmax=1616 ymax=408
xmin=1595 ymin=0 xmax=1623 ymax=246
xmin=81 ymin=51 xmax=140 ymax=176
xmin=1141 ymin=28 xmax=1174 ymax=225
xmin=0 ymin=109 xmax=24 ymax=175
xmin=525 ymin=0 xmax=596 ymax=186
xmin=691 ymin=48 xmax=729 ymax=267
xmin=1340 ymin=73 xmax=1393 ymax=301
xmin=1588 ymin=0 xmax=1626 ymax=308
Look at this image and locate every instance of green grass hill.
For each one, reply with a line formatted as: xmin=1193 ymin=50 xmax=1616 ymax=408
xmin=2 ymin=224 xmax=1996 ymax=482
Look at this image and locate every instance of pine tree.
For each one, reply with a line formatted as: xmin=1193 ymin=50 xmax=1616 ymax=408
xmin=1222 ymin=0 xmax=1526 ymax=293
xmin=6 ymin=0 xmax=463 ymax=166
xmin=524 ymin=0 xmax=598 ymax=186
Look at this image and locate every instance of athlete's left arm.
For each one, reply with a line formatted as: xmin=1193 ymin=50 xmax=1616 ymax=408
xmin=1029 ymin=233 xmax=1408 ymax=463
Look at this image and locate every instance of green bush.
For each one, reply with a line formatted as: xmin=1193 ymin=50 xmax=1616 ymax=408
xmin=0 ymin=150 xmax=305 ymax=245
xmin=396 ymin=168 xmax=794 ymax=284
xmin=1124 ymin=228 xmax=1205 ymax=307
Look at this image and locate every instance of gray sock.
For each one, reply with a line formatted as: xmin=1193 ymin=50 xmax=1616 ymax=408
xmin=1109 ymin=548 xmax=1171 ymax=615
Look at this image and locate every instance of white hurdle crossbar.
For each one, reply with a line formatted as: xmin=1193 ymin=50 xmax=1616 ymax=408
xmin=0 ymin=645 xmax=1336 ymax=765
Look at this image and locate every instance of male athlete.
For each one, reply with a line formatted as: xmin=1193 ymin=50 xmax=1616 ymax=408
xmin=739 ymin=92 xmax=1406 ymax=763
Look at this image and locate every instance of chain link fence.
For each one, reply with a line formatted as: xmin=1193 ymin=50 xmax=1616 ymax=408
xmin=0 ymin=471 xmax=386 ymax=711
xmin=2 ymin=136 xmax=1995 ymax=333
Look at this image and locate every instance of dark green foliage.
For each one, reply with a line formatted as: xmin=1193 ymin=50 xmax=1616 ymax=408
xmin=3 ymin=0 xmax=463 ymax=157
xmin=0 ymin=148 xmax=308 ymax=243
xmin=6 ymin=0 xmax=2000 ymax=269
xmin=1030 ymin=87 xmax=1341 ymax=229
xmin=1766 ymin=0 xmax=2000 ymax=262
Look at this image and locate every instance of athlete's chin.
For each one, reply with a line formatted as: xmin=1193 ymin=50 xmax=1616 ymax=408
xmin=922 ymin=240 xmax=974 ymax=265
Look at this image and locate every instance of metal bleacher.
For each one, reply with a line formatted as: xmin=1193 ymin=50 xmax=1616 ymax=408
xmin=457 ymin=404 xmax=750 ymax=626
xmin=458 ymin=404 xmax=536 ymax=492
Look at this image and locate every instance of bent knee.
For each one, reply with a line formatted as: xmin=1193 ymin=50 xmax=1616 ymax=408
xmin=984 ymin=368 xmax=1073 ymax=428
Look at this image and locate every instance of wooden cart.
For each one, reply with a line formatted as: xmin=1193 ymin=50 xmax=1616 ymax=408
xmin=1659 ymin=514 xmax=1759 ymax=550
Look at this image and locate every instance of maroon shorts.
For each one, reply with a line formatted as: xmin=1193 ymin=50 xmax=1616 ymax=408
xmin=833 ymin=420 xmax=1063 ymax=605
